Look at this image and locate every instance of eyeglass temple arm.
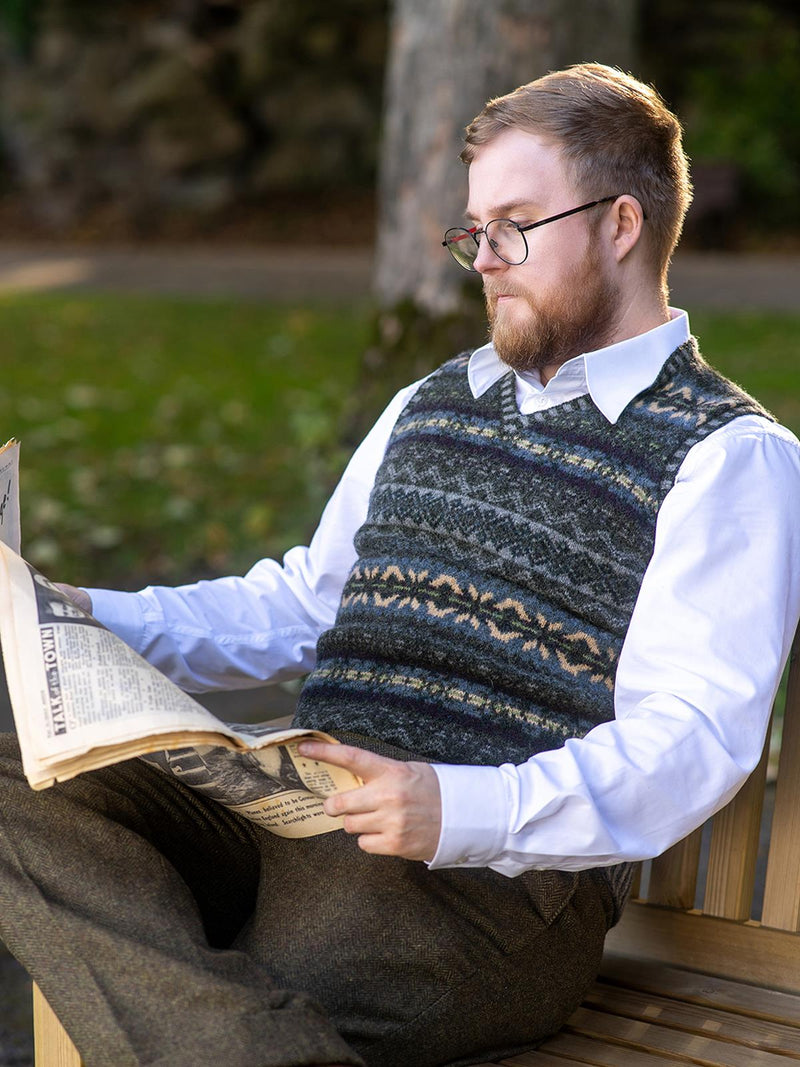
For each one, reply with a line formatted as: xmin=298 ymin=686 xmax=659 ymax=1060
xmin=442 ymin=194 xmax=643 ymax=247
xmin=520 ymin=196 xmax=619 ymax=233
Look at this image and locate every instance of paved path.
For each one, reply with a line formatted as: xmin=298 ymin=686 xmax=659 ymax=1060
xmin=0 ymin=242 xmax=797 ymax=310
xmin=0 ymin=243 xmax=375 ymax=302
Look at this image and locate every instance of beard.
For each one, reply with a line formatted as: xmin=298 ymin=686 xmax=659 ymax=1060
xmin=485 ymin=247 xmax=621 ymax=375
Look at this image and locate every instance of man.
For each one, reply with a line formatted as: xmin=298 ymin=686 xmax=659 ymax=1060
xmin=2 ymin=63 xmax=800 ymax=1067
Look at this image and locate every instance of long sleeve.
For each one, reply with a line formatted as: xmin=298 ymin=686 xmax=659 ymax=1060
xmin=430 ymin=416 xmax=800 ymax=874
xmin=88 ymin=381 xmax=423 ymax=692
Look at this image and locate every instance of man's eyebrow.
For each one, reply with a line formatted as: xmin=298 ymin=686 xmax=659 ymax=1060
xmin=464 ymin=200 xmax=539 ymax=224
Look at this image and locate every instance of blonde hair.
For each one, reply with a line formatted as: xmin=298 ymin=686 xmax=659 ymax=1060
xmin=462 ymin=63 xmax=692 ymax=283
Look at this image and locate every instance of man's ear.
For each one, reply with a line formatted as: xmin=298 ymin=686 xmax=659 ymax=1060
xmin=610 ymin=195 xmax=645 ymax=263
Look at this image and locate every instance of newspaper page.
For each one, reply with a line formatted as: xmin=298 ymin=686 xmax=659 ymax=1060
xmin=140 ymin=734 xmax=353 ymax=836
xmin=0 ymin=542 xmax=359 ymax=836
xmin=0 ymin=439 xmax=20 ymax=554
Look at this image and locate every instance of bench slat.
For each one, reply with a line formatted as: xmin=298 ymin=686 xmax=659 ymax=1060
xmin=499 ymin=1029 xmax=695 ymax=1064
xmin=646 ymin=827 xmax=703 ymax=909
xmin=561 ymin=1004 xmax=795 ymax=1066
xmin=583 ymin=982 xmax=800 ymax=1054
xmin=33 ymin=984 xmax=82 ymax=1067
xmin=762 ymin=628 xmax=800 ymax=931
xmin=704 ymin=730 xmax=770 ymax=921
xmin=599 ymin=955 xmax=800 ymax=1025
xmin=604 ymin=902 xmax=800 ymax=994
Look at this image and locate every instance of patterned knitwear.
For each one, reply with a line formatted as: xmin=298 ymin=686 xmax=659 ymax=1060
xmin=294 ymin=339 xmax=771 ymax=769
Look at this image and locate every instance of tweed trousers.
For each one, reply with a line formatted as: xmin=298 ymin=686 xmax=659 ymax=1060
xmin=0 ymin=733 xmax=613 ymax=1067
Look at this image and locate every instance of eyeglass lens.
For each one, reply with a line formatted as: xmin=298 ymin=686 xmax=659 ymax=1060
xmin=443 ymin=219 xmax=527 ymax=270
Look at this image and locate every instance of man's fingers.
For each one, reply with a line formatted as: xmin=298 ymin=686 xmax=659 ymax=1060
xmin=350 ymin=833 xmax=391 ymax=856
xmin=54 ymin=583 xmax=92 ymax=614
xmin=298 ymin=742 xmax=442 ymax=861
xmin=298 ymin=741 xmax=390 ymax=781
xmin=338 ymin=811 xmax=383 ymax=836
xmin=323 ymin=784 xmax=377 ymax=818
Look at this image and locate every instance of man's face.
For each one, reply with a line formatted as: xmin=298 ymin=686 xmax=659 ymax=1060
xmin=466 ymin=129 xmax=621 ymax=378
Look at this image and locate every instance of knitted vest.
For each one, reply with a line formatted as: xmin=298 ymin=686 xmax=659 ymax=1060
xmin=295 ymin=340 xmax=770 ymax=768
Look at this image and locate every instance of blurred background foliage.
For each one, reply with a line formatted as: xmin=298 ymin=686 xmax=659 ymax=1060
xmin=640 ymin=0 xmax=800 ymax=249
xmin=0 ymin=0 xmax=389 ymax=243
xmin=0 ymin=0 xmax=796 ymax=249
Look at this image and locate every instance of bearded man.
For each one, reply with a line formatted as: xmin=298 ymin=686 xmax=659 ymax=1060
xmin=2 ymin=63 xmax=799 ymax=1067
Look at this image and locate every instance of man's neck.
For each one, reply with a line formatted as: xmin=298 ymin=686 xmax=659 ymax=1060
xmin=538 ymin=294 xmax=670 ymax=386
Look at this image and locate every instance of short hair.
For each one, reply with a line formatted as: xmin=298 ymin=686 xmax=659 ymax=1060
xmin=461 ymin=63 xmax=692 ymax=283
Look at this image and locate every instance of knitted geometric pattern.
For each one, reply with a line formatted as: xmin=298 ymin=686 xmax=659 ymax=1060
xmin=295 ymin=339 xmax=770 ymax=768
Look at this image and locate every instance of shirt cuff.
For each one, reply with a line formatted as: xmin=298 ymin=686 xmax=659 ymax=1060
xmin=427 ymin=763 xmax=508 ymax=869
xmin=84 ymin=588 xmax=149 ymax=654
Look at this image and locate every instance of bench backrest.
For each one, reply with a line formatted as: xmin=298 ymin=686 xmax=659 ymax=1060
xmin=605 ymin=623 xmax=800 ymax=993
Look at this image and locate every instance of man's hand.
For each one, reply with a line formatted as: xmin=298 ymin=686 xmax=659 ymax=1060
xmin=297 ymin=742 xmax=442 ymax=862
xmin=54 ymin=583 xmax=93 ymax=614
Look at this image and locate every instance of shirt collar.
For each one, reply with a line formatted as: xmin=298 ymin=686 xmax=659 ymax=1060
xmin=467 ymin=309 xmax=691 ymax=424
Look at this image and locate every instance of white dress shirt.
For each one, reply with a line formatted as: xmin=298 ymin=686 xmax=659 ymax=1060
xmin=89 ymin=311 xmax=800 ymax=876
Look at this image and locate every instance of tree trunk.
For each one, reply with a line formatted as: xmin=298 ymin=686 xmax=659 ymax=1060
xmin=352 ymin=0 xmax=637 ymax=440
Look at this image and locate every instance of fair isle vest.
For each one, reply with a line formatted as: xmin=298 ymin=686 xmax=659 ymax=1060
xmin=295 ymin=340 xmax=770 ymax=767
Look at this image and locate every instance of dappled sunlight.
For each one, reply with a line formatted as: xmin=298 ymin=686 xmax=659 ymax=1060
xmin=0 ymin=257 xmax=92 ymax=293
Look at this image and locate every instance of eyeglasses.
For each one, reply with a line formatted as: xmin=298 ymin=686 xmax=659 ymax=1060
xmin=442 ymin=196 xmax=620 ymax=271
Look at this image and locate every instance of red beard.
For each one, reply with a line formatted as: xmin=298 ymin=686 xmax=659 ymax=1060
xmin=484 ymin=251 xmax=621 ymax=374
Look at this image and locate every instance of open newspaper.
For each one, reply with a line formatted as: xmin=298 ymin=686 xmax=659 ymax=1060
xmin=0 ymin=439 xmax=20 ymax=559
xmin=0 ymin=443 xmax=360 ymax=837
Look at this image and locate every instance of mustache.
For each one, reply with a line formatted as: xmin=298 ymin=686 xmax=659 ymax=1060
xmin=483 ymin=280 xmax=529 ymax=302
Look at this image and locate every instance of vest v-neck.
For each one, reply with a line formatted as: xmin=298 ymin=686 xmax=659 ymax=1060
xmin=494 ymin=367 xmax=597 ymax=427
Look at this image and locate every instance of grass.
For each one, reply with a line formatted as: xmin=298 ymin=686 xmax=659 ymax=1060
xmin=1 ymin=293 xmax=369 ymax=588
xmin=691 ymin=311 xmax=800 ymax=433
xmin=1 ymin=292 xmax=798 ymax=590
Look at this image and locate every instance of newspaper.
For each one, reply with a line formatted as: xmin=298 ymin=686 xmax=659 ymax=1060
xmin=0 ymin=535 xmax=360 ymax=837
xmin=0 ymin=440 xmax=20 ymax=555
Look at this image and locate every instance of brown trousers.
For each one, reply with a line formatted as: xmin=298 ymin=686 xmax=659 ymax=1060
xmin=0 ymin=734 xmax=612 ymax=1067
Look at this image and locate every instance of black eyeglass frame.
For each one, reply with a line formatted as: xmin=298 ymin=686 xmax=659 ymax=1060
xmin=442 ymin=195 xmax=621 ymax=271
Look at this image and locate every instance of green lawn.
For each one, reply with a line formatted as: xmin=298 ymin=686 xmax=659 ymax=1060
xmin=1 ymin=292 xmax=797 ymax=589
xmin=1 ymin=293 xmax=369 ymax=587
xmin=691 ymin=311 xmax=800 ymax=434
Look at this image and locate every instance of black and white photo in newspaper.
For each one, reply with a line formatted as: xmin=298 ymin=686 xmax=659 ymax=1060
xmin=141 ymin=732 xmax=353 ymax=837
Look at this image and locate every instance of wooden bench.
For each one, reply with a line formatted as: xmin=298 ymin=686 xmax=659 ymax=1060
xmin=33 ymin=624 xmax=800 ymax=1067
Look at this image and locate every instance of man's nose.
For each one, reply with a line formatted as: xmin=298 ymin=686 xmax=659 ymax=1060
xmin=473 ymin=237 xmax=505 ymax=275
